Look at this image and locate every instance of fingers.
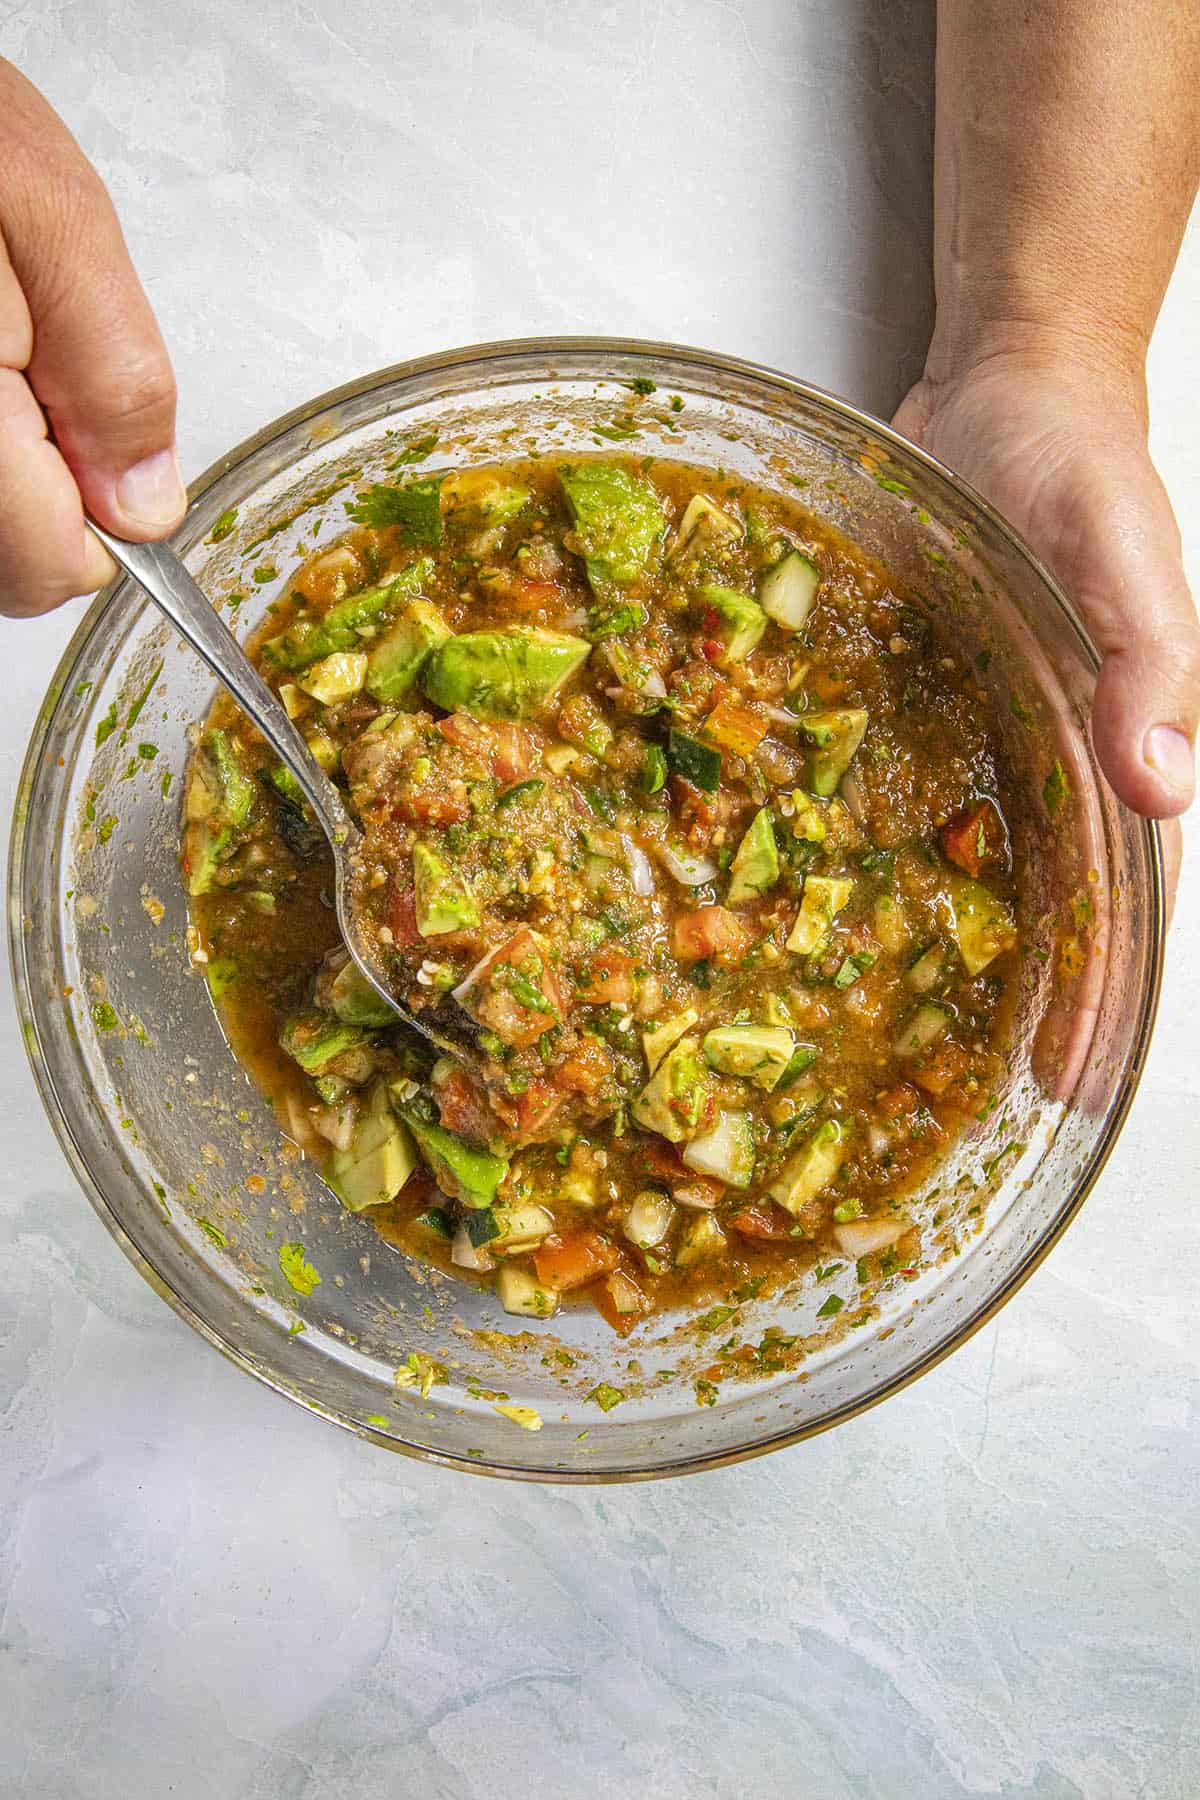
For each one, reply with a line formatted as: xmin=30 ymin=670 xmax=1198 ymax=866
xmin=0 ymin=367 xmax=114 ymax=616
xmin=0 ymin=59 xmax=185 ymax=549
xmin=1050 ymin=464 xmax=1200 ymax=818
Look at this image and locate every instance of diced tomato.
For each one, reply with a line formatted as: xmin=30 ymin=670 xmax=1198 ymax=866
xmin=395 ymin=782 xmax=470 ymax=827
xmin=875 ymin=1082 xmax=923 ymax=1120
xmin=729 ymin=1203 xmax=796 ymax=1242
xmin=580 ymin=946 xmax=638 ymax=1006
xmin=673 ymin=905 xmax=749 ymax=967
xmin=509 ymin=1078 xmax=566 ymax=1140
xmin=642 ymin=1141 xmax=689 ymax=1183
xmin=491 ymin=722 xmax=535 ymax=783
xmin=940 ymin=800 xmax=1007 ymax=878
xmin=458 ymin=926 xmax=564 ymax=1048
xmin=432 ymin=1067 xmax=499 ymax=1146
xmin=437 ymin=712 xmax=534 ymax=784
xmin=912 ymin=1039 xmax=979 ymax=1110
xmin=703 ymin=698 xmax=769 ymax=757
xmin=670 ymin=774 xmax=734 ymax=852
xmin=554 ymin=1035 xmax=611 ymax=1098
xmin=533 ymin=1229 xmax=620 ymax=1291
xmin=701 ymin=638 xmax=723 ymax=663
xmin=437 ymin=711 xmax=494 ymax=759
xmin=477 ymin=568 xmax=562 ymax=614
xmin=387 ymin=887 xmax=421 ymax=948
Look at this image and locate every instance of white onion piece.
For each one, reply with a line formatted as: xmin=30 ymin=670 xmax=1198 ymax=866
xmin=673 ymin=1183 xmax=720 ymax=1211
xmin=833 ymin=1216 xmax=909 ymax=1258
xmin=452 ymin=1224 xmax=495 ymax=1272
xmin=657 ymin=842 xmax=719 ymax=886
xmin=640 ymin=670 xmax=668 ymax=699
xmin=866 ymin=1122 xmax=891 ymax=1158
xmin=841 ymin=768 xmax=868 ymax=826
xmin=312 ymin=1100 xmax=360 ymax=1153
xmin=761 ymin=703 xmax=801 ymax=728
xmin=620 ymin=834 xmax=655 ymax=896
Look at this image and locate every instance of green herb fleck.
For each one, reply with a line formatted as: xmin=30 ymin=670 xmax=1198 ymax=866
xmin=97 ymin=814 xmax=119 ymax=845
xmin=348 ymin=475 xmax=444 ymax=544
xmin=279 ymin=1241 xmax=321 ymax=1296
xmin=94 ymin=702 xmax=119 ymax=748
xmin=208 ymin=507 xmax=238 ymax=543
xmin=816 ymin=1293 xmax=844 ymax=1319
xmin=389 ymin=433 xmax=438 ymax=467
xmin=1043 ymin=760 xmax=1070 ymax=818
xmin=197 ymin=1216 xmax=227 ymax=1248
xmin=587 ymin=1382 xmax=625 ymax=1412
xmin=91 ymin=1001 xmax=118 ymax=1032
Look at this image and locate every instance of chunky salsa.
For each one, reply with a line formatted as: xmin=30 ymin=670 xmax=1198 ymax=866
xmin=187 ymin=456 xmax=1022 ymax=1332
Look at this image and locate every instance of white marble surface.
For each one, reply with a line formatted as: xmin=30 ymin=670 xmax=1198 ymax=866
xmin=2 ymin=4 xmax=1198 ymax=1794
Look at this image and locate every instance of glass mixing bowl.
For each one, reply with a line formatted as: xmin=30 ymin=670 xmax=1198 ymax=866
xmin=8 ymin=339 xmax=1163 ymax=1481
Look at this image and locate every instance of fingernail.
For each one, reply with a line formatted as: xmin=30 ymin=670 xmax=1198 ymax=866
xmin=1144 ymin=725 xmax=1195 ymax=800
xmin=115 ymin=447 xmax=187 ymax=531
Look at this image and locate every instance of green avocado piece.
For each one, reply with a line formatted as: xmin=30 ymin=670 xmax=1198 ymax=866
xmin=698 ymin=585 xmax=766 ymax=663
xmin=558 ymin=462 xmax=667 ymax=590
xmin=726 ymin=807 xmax=780 ymax=907
xmin=412 ymin=842 xmax=481 ymax=935
xmin=183 ymin=729 xmax=254 ymax=894
xmin=329 ymin=960 xmax=397 ymax=1027
xmin=632 ymin=1037 xmax=715 ymax=1143
xmin=703 ymin=1023 xmax=795 ymax=1091
xmin=947 ymin=873 xmax=1018 ymax=976
xmin=366 ymin=599 xmax=452 ymax=702
xmin=768 ymin=1118 xmax=844 ymax=1216
xmin=182 ymin=818 xmax=231 ymax=896
xmin=799 ymin=708 xmax=869 ymax=797
xmin=262 ymin=558 xmax=435 ymax=669
xmin=397 ymin=1103 xmax=508 ymax=1209
xmin=441 ymin=470 xmax=532 ymax=528
xmin=421 ymin=627 xmax=590 ymax=719
xmin=279 ymin=1011 xmax=373 ymax=1074
xmin=327 ymin=1081 xmax=417 ymax=1212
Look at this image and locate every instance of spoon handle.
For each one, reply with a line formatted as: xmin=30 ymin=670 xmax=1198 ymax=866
xmin=90 ymin=522 xmax=359 ymax=853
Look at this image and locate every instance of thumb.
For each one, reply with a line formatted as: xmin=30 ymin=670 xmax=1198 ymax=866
xmin=1047 ymin=457 xmax=1199 ymax=818
xmin=1 ymin=63 xmax=186 ymax=540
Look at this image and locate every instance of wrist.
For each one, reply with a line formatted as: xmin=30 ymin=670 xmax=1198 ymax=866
xmin=921 ymin=304 xmax=1150 ymax=401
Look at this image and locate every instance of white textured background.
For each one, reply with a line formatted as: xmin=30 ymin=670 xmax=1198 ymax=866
xmin=2 ymin=4 xmax=1197 ymax=1796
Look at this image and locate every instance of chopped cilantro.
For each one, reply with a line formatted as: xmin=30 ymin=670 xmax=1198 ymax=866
xmin=348 ymin=475 xmax=444 ymax=544
xmin=816 ymin=1293 xmax=844 ymax=1319
xmin=279 ymin=1241 xmax=321 ymax=1296
xmin=1043 ymin=760 xmax=1070 ymax=818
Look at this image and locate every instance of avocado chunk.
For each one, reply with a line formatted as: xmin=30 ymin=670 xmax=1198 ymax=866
xmin=326 ymin=1081 xmax=417 ymax=1212
xmin=768 ymin=1118 xmax=845 ymax=1216
xmin=631 ymin=1037 xmax=715 ymax=1143
xmin=799 ymin=708 xmax=869 ymax=797
xmin=703 ymin=1023 xmax=795 ymax=1091
xmin=786 ymin=875 xmax=855 ymax=956
xmin=412 ymin=841 xmax=481 ymax=936
xmin=758 ymin=550 xmax=820 ymax=631
xmin=947 ymin=873 xmax=1018 ymax=976
xmin=681 ymin=1110 xmax=756 ymax=1188
xmin=183 ymin=728 xmax=255 ymax=895
xmin=441 ymin=469 xmax=532 ymax=529
xmin=366 ymin=599 xmax=452 ymax=703
xmin=297 ymin=651 xmax=368 ymax=706
xmin=641 ymin=1007 xmax=700 ymax=1074
xmin=698 ymin=585 xmax=766 ymax=663
xmin=329 ymin=960 xmax=396 ymax=1028
xmin=558 ymin=462 xmax=667 ymax=590
xmin=279 ymin=1011 xmax=373 ymax=1075
xmin=262 ymin=558 xmax=435 ymax=669
xmin=669 ymin=493 xmax=742 ymax=566
xmin=421 ymin=627 xmax=590 ymax=719
xmin=726 ymin=807 xmax=780 ymax=907
xmin=397 ymin=1103 xmax=508 ymax=1209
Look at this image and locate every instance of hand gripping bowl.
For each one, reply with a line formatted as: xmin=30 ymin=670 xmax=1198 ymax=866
xmin=8 ymin=340 xmax=1164 ymax=1481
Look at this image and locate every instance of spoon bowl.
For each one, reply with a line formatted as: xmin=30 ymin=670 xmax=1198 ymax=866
xmin=87 ymin=521 xmax=446 ymax=1057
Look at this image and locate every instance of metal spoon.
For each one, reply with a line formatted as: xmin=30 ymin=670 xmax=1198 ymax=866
xmin=91 ymin=522 xmax=470 ymax=1058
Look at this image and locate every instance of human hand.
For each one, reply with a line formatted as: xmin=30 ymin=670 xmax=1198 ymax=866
xmin=894 ymin=334 xmax=1198 ymax=906
xmin=0 ymin=59 xmax=185 ymax=618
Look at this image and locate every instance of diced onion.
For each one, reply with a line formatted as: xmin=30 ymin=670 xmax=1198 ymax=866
xmin=657 ymin=842 xmax=719 ymax=886
xmin=761 ymin=704 xmax=801 ymax=728
xmin=311 ymin=1100 xmax=360 ymax=1153
xmin=866 ymin=1122 xmax=891 ymax=1158
xmin=452 ymin=1224 xmax=495 ymax=1272
xmin=833 ymin=1216 xmax=909 ymax=1257
xmin=673 ymin=1184 xmax=719 ymax=1211
xmin=621 ymin=834 xmax=655 ymax=896
xmin=841 ymin=768 xmax=868 ymax=827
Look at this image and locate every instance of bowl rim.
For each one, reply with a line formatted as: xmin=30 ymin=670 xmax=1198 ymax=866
xmin=7 ymin=334 xmax=1166 ymax=1482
